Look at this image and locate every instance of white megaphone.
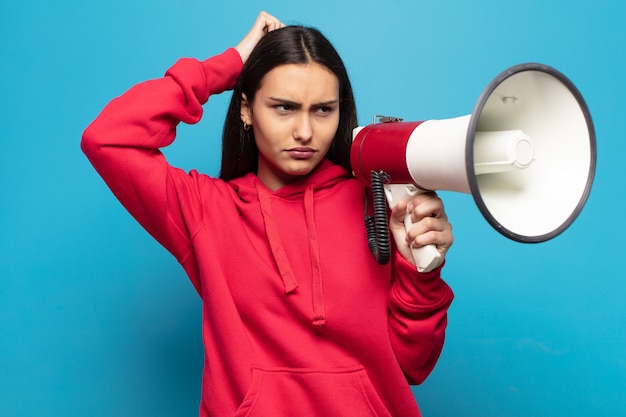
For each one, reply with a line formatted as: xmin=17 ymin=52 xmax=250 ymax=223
xmin=351 ymin=63 xmax=596 ymax=272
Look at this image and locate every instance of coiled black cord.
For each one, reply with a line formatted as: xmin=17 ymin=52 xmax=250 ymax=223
xmin=364 ymin=170 xmax=391 ymax=265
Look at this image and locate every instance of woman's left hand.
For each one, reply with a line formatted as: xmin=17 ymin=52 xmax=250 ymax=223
xmin=389 ymin=191 xmax=453 ymax=268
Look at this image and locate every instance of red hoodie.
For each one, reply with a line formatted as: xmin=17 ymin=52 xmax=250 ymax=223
xmin=81 ymin=48 xmax=453 ymax=417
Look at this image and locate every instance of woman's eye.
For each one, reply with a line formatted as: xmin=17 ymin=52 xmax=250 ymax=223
xmin=275 ymin=104 xmax=293 ymax=112
xmin=316 ymin=106 xmax=335 ymax=115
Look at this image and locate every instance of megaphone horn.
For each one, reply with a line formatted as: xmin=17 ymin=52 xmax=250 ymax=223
xmin=351 ymin=63 xmax=596 ymax=272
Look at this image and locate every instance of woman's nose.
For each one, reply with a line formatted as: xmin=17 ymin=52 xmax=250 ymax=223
xmin=294 ymin=113 xmax=313 ymax=142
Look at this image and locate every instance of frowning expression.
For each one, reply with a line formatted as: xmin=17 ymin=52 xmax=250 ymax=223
xmin=241 ymin=62 xmax=340 ymax=191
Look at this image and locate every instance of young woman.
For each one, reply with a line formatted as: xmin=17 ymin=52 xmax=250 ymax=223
xmin=82 ymin=11 xmax=454 ymax=417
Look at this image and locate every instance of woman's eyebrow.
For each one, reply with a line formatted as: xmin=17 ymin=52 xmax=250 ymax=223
xmin=268 ymin=97 xmax=300 ymax=107
xmin=313 ymin=99 xmax=339 ymax=107
xmin=268 ymin=97 xmax=338 ymax=107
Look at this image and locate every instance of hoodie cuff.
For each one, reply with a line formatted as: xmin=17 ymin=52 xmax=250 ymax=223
xmin=390 ymin=252 xmax=453 ymax=311
xmin=164 ymin=48 xmax=243 ymax=108
xmin=201 ymin=48 xmax=243 ymax=96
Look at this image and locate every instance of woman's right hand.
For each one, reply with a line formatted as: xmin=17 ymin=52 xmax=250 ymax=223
xmin=235 ymin=11 xmax=285 ymax=63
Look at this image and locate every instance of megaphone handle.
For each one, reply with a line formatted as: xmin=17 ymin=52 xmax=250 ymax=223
xmin=385 ymin=184 xmax=443 ymax=273
xmin=404 ymin=211 xmax=443 ymax=273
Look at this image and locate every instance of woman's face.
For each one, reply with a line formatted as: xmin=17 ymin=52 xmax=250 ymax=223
xmin=241 ymin=62 xmax=340 ymax=190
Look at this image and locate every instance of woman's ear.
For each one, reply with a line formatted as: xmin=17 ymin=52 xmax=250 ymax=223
xmin=240 ymin=93 xmax=252 ymax=126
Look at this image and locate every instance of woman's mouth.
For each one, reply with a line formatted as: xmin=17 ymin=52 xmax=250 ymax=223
xmin=286 ymin=147 xmax=316 ymax=159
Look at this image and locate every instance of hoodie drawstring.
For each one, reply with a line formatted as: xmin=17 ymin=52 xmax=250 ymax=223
xmin=305 ymin=186 xmax=325 ymax=327
xmin=256 ymin=182 xmax=325 ymax=326
xmin=257 ymin=184 xmax=299 ymax=294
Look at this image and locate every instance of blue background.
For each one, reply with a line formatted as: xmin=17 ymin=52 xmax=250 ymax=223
xmin=1 ymin=1 xmax=624 ymax=416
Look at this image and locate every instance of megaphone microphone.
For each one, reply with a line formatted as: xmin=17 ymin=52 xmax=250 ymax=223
xmin=351 ymin=63 xmax=596 ymax=272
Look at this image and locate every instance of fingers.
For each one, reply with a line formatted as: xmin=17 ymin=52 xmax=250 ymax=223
xmin=406 ymin=191 xmax=447 ymax=223
xmin=235 ymin=11 xmax=285 ymax=63
xmin=406 ymin=216 xmax=453 ymax=251
xmin=255 ymin=11 xmax=284 ymax=34
xmin=389 ymin=192 xmax=444 ymax=232
xmin=391 ymin=192 xmax=454 ymax=257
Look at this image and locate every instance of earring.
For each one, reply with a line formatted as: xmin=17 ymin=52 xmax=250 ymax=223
xmin=243 ymin=122 xmax=251 ymax=131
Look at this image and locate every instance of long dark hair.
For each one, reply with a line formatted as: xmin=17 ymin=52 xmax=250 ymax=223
xmin=219 ymin=26 xmax=357 ymax=181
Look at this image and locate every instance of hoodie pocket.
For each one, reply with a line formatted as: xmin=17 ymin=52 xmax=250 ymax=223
xmin=234 ymin=366 xmax=393 ymax=417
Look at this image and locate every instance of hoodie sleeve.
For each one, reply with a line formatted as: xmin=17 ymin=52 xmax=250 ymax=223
xmin=387 ymin=251 xmax=454 ymax=385
xmin=81 ymin=48 xmax=243 ymax=266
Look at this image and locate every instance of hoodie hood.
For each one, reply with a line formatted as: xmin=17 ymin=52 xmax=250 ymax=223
xmin=230 ymin=159 xmax=352 ymax=326
xmin=231 ymin=159 xmax=350 ymax=202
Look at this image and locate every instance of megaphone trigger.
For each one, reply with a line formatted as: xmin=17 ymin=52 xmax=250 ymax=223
xmin=385 ymin=184 xmax=443 ymax=273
